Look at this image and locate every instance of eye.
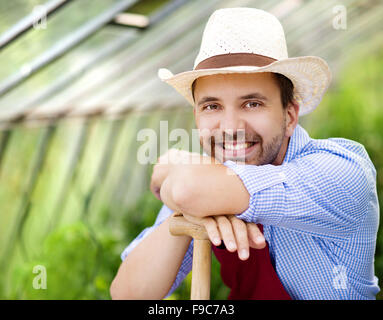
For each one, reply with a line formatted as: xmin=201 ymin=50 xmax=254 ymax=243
xmin=244 ymin=101 xmax=261 ymax=109
xmin=202 ymin=104 xmax=220 ymax=111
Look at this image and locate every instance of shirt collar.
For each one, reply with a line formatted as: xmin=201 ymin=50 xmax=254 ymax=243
xmin=282 ymin=124 xmax=311 ymax=164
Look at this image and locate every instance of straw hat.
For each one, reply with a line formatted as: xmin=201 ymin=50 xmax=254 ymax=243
xmin=157 ymin=7 xmax=332 ymax=116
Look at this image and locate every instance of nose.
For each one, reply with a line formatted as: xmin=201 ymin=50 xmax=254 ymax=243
xmin=219 ymin=109 xmax=246 ymax=139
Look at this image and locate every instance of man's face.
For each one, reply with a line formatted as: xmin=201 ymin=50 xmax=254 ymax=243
xmin=193 ymin=72 xmax=293 ymax=165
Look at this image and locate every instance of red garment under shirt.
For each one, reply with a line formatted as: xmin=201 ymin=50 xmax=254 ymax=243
xmin=211 ymin=224 xmax=291 ymax=300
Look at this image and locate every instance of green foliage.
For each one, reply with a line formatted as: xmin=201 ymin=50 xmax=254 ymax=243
xmin=6 ymin=189 xmax=230 ymax=300
xmin=121 ymin=189 xmax=163 ymax=243
xmin=9 ymin=222 xmax=122 ymax=299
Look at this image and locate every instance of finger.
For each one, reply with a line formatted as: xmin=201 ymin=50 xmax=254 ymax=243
xmin=202 ymin=217 xmax=221 ymax=246
xmin=215 ymin=216 xmax=237 ymax=252
xmin=228 ymin=216 xmax=249 ymax=260
xmin=149 ymin=180 xmax=161 ymax=201
xmin=153 ymin=187 xmax=161 ymax=201
xmin=150 ymin=164 xmax=168 ymax=199
xmin=247 ymin=223 xmax=266 ymax=249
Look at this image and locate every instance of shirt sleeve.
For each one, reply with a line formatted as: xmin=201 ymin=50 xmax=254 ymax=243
xmin=120 ymin=204 xmax=193 ymax=298
xmin=223 ymin=150 xmax=375 ymax=242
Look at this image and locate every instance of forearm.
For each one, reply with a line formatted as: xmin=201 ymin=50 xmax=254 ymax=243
xmin=110 ymin=216 xmax=192 ymax=299
xmin=162 ymin=163 xmax=250 ymax=218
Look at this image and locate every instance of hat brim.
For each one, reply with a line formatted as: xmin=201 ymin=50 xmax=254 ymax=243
xmin=158 ymin=56 xmax=331 ymax=116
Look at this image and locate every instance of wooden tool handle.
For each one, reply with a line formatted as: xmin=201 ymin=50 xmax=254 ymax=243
xmin=169 ymin=212 xmax=209 ymax=240
xmin=191 ymin=239 xmax=211 ymax=300
xmin=169 ymin=211 xmax=211 ymax=300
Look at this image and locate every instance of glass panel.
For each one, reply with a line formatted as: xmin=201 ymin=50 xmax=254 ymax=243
xmin=0 ymin=0 xmax=48 ymax=34
xmin=0 ymin=0 xmax=121 ymax=81
xmin=0 ymin=25 xmax=138 ymax=115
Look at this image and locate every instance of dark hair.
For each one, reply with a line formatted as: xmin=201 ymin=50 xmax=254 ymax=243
xmin=272 ymin=73 xmax=295 ymax=109
xmin=191 ymin=72 xmax=295 ymax=109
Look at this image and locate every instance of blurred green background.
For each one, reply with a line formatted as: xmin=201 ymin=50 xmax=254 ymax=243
xmin=0 ymin=0 xmax=382 ymax=300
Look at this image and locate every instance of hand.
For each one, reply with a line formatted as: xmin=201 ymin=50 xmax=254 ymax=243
xmin=183 ymin=213 xmax=266 ymax=261
xmin=150 ymin=149 xmax=180 ymax=200
xmin=150 ymin=162 xmax=170 ymax=201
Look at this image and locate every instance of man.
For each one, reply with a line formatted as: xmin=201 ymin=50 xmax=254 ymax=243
xmin=110 ymin=8 xmax=380 ymax=300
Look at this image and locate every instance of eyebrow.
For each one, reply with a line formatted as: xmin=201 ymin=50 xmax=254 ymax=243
xmin=197 ymin=96 xmax=221 ymax=106
xmin=240 ymin=93 xmax=268 ymax=101
xmin=197 ymin=92 xmax=268 ymax=106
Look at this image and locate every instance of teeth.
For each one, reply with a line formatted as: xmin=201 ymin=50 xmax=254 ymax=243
xmin=224 ymin=142 xmax=253 ymax=150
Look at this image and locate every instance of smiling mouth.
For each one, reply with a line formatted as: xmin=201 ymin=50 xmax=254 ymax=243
xmin=211 ymin=141 xmax=259 ymax=159
xmin=220 ymin=141 xmax=257 ymax=150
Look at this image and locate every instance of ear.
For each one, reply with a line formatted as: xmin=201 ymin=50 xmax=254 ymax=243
xmin=285 ymin=100 xmax=299 ymax=137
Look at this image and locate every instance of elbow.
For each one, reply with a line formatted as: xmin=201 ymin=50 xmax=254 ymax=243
xmin=110 ymin=273 xmax=163 ymax=300
xmin=162 ymin=168 xmax=201 ymax=216
xmin=109 ymin=280 xmax=119 ymax=300
xmin=110 ymin=279 xmax=139 ymax=300
xmin=172 ymin=182 xmax=194 ymax=214
xmin=110 ymin=277 xmax=126 ymax=300
xmin=110 ymin=273 xmax=137 ymax=300
xmin=171 ymin=176 xmax=203 ymax=217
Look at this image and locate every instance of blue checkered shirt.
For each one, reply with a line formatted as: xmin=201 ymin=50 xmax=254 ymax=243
xmin=121 ymin=124 xmax=380 ymax=300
